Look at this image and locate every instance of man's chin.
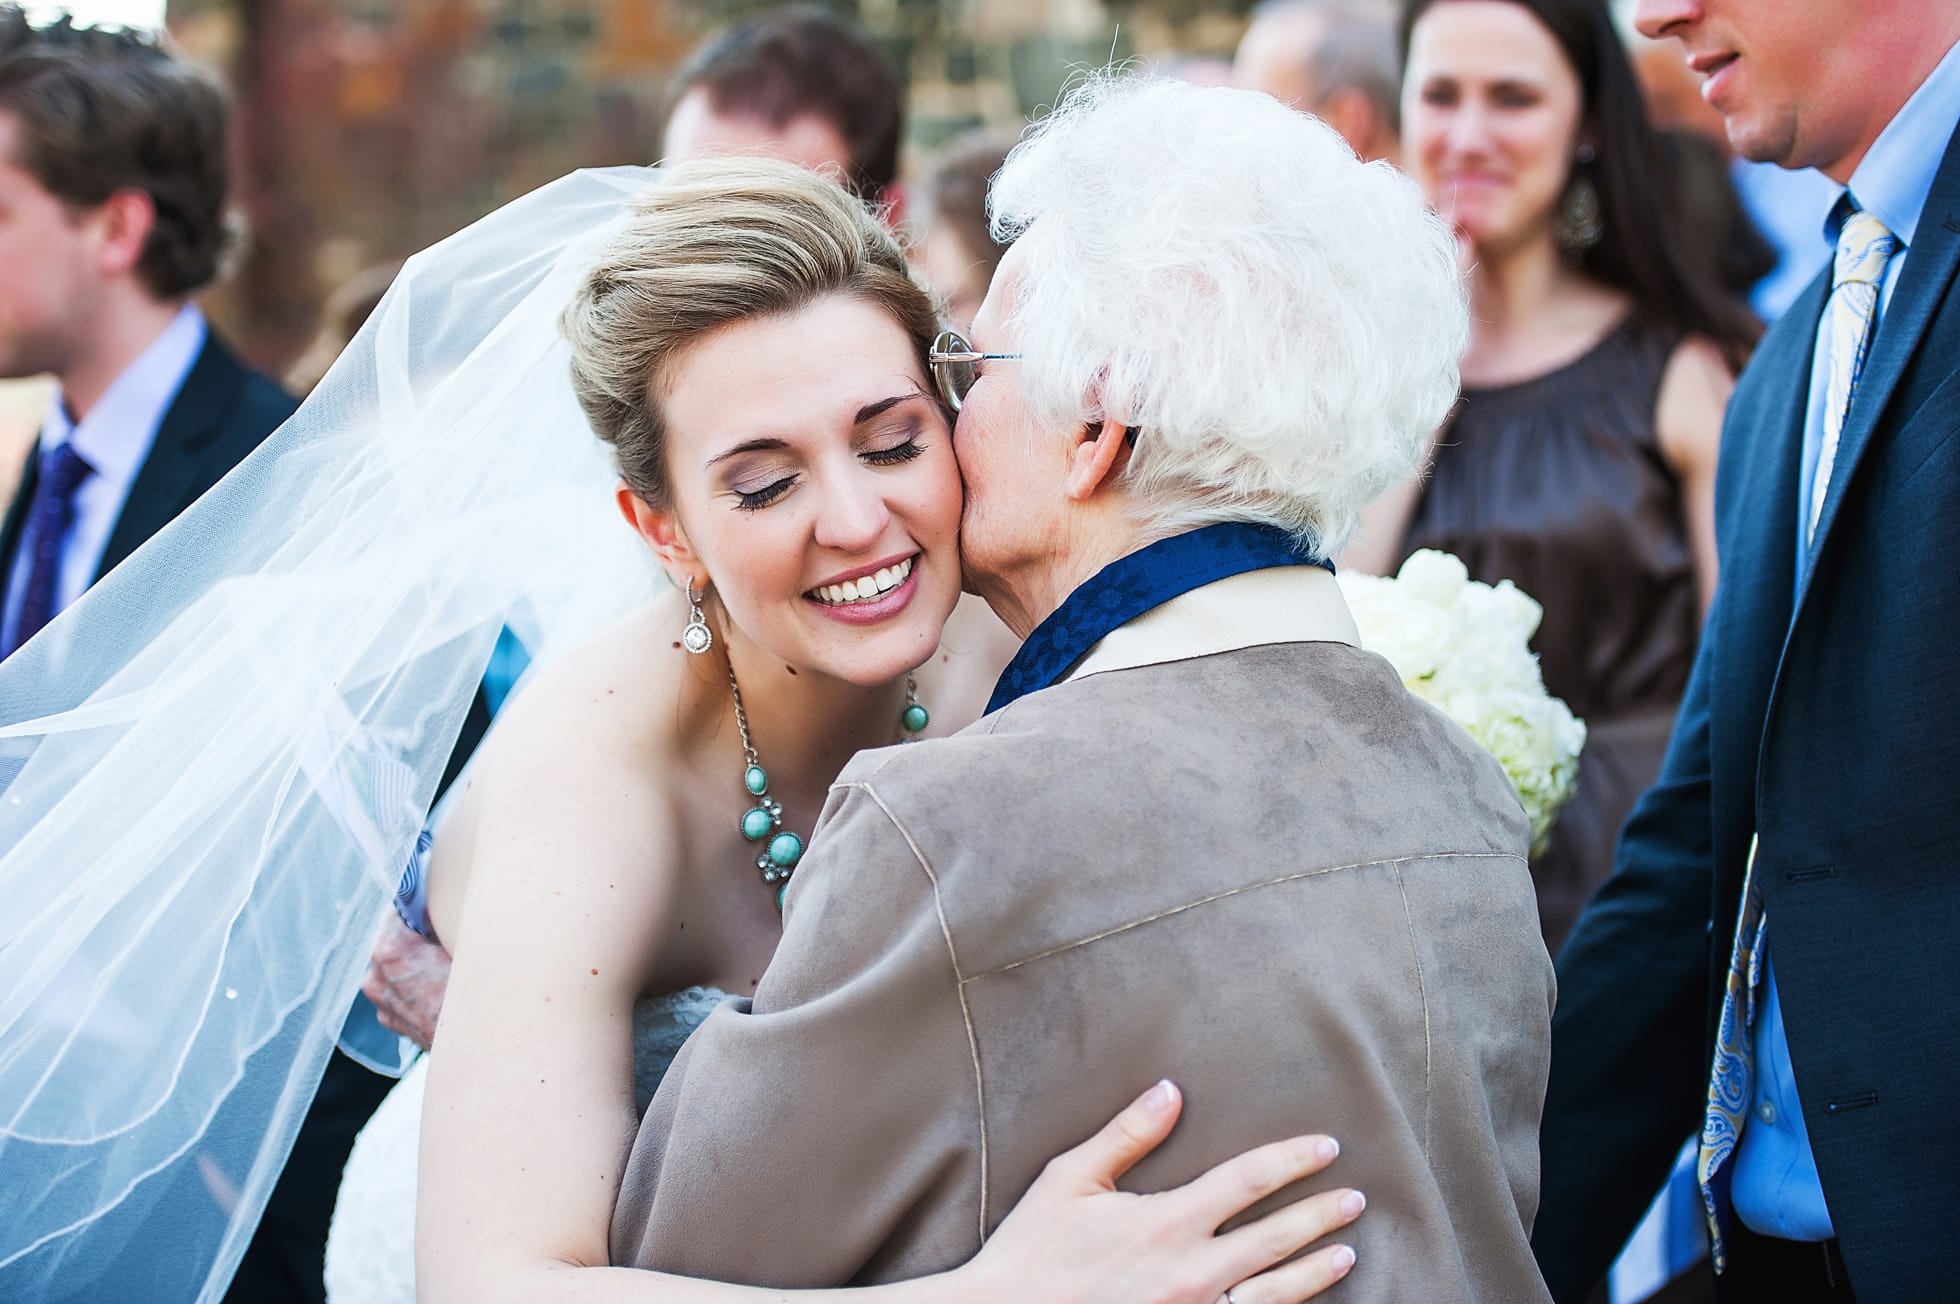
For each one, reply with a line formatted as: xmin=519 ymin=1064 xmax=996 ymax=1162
xmin=1724 ymin=113 xmax=1802 ymax=170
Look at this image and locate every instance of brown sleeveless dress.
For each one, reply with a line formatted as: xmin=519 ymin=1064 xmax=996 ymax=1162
xmin=1399 ymin=315 xmax=1698 ymax=956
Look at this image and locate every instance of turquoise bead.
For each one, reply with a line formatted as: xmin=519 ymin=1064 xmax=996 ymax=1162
xmin=902 ymin=703 xmax=930 ymax=733
xmin=775 ymin=882 xmax=789 ymax=911
xmin=744 ymin=765 xmax=769 ymax=795
xmin=767 ymin=831 xmax=803 ymax=868
xmin=741 ymin=807 xmax=774 ymax=841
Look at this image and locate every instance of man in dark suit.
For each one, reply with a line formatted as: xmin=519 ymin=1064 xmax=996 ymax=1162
xmin=0 ymin=12 xmax=393 ymax=1302
xmin=1535 ymin=1 xmax=1960 ymax=1300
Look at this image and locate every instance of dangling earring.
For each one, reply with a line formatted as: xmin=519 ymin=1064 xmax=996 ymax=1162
xmin=1556 ymin=143 xmax=1604 ymax=253
xmin=681 ymin=576 xmax=713 ymax=655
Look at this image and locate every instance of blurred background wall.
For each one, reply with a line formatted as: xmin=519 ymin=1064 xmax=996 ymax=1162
xmin=174 ymin=0 xmax=1256 ymax=376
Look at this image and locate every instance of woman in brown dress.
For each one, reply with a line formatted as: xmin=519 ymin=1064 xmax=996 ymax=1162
xmin=1352 ymin=0 xmax=1763 ymax=956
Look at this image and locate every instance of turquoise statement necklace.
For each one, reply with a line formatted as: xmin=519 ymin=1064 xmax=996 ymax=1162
xmin=727 ymin=665 xmax=929 ymax=910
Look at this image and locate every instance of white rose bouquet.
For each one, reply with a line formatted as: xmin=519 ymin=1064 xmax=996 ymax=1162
xmin=1338 ymin=549 xmax=1586 ymax=855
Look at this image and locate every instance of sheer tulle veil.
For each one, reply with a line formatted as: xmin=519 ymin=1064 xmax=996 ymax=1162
xmin=0 ymin=166 xmax=665 ymax=1302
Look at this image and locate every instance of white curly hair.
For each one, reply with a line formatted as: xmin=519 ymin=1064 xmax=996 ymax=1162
xmin=989 ymin=73 xmax=1467 ymax=556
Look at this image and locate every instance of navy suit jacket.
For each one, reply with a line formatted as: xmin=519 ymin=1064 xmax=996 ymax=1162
xmin=0 ymin=332 xmax=297 ymax=592
xmin=1534 ymin=118 xmax=1960 ymax=1301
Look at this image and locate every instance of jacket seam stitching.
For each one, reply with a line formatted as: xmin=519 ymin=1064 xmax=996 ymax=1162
xmin=1391 ymin=861 xmax=1434 ymax=1157
xmin=968 ymin=850 xmax=1522 ymax=980
xmin=851 ymin=781 xmax=991 ymax=1245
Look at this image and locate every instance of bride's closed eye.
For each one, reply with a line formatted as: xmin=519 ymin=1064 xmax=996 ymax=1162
xmin=728 ymin=429 xmax=930 ymax=513
xmin=732 ymin=477 xmax=796 ymax=512
xmin=861 ymin=436 xmax=927 ymax=467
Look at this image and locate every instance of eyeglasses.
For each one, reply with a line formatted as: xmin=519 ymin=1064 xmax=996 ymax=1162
xmin=928 ymin=330 xmax=1022 ymax=412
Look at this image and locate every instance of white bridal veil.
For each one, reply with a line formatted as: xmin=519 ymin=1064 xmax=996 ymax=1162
xmin=0 ymin=166 xmax=664 ymax=1302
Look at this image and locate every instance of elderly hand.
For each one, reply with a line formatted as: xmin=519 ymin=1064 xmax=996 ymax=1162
xmin=958 ymin=1081 xmax=1360 ymax=1304
xmin=362 ymin=911 xmax=452 ymax=1050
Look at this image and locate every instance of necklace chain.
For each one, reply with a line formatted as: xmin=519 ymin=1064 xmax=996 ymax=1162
xmin=727 ymin=662 xmax=927 ymax=909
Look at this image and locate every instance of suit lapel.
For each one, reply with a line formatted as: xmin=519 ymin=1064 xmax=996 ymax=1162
xmin=95 ymin=335 xmax=240 ymax=580
xmin=1802 ymin=116 xmax=1960 ymax=592
xmin=1709 ymin=273 xmax=1819 ymax=845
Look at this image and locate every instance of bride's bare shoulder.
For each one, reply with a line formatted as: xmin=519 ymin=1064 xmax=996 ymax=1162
xmin=496 ymin=604 xmax=681 ymax=741
xmin=424 ymin=601 xmax=690 ymax=947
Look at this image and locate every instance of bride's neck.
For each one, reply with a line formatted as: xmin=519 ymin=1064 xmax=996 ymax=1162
xmin=680 ymin=631 xmax=913 ymax=805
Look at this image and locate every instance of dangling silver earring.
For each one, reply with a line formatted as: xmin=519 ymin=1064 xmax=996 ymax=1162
xmin=681 ymin=576 xmax=713 ymax=655
xmin=1556 ymin=144 xmax=1604 ymax=253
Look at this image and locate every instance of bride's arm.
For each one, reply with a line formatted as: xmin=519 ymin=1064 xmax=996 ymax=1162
xmin=414 ymin=677 xmax=679 ymax=1299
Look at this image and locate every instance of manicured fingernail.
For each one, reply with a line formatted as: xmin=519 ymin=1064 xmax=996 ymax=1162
xmin=1145 ymin=1079 xmax=1177 ymax=1113
xmin=1317 ymin=1136 xmax=1340 ymax=1162
xmin=1331 ymin=1245 xmax=1357 ymax=1275
xmin=1340 ymin=1190 xmax=1366 ymax=1218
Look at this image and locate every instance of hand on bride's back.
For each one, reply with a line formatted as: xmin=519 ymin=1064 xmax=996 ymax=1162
xmin=362 ymin=912 xmax=452 ymax=1050
xmin=959 ymin=1081 xmax=1361 ymax=1304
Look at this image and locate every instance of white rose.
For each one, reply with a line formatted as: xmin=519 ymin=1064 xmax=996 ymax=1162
xmin=1396 ymin=549 xmax=1469 ymax=608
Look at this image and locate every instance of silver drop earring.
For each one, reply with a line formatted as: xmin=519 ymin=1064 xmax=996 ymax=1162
xmin=681 ymin=577 xmax=713 ymax=655
xmin=1556 ymin=143 xmax=1604 ymax=253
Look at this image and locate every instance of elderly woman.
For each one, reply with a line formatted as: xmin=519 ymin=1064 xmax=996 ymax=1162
xmin=610 ymin=77 xmax=1555 ymax=1301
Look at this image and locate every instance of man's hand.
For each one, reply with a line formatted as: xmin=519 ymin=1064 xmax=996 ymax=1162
xmin=362 ymin=912 xmax=452 ymax=1050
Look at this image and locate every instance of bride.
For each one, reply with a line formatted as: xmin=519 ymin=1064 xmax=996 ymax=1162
xmin=0 ymin=157 xmax=1358 ymax=1303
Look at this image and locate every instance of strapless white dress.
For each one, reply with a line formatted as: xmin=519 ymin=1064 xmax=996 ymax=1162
xmin=322 ymin=986 xmax=728 ymax=1303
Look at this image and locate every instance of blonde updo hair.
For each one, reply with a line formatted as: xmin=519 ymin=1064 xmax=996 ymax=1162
xmin=562 ymin=156 xmax=942 ymax=507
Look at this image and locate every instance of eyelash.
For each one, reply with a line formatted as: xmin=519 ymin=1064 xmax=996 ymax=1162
xmin=732 ymin=437 xmax=928 ymax=512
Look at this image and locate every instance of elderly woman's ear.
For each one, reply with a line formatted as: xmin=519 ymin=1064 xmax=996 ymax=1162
xmin=1062 ymin=417 xmax=1135 ymax=502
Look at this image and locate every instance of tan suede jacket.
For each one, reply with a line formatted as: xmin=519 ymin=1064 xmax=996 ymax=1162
xmin=613 ymin=635 xmax=1555 ymax=1302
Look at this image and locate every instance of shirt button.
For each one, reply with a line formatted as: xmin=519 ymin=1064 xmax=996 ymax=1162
xmin=1758 ymin=1100 xmax=1777 ymax=1125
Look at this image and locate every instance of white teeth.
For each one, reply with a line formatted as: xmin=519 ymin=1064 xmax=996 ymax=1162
xmin=810 ymin=557 xmax=916 ymax=606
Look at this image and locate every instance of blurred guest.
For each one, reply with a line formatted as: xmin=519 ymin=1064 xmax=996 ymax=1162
xmin=0 ymin=12 xmax=294 ymax=667
xmin=0 ymin=8 xmax=348 ymax=1302
xmin=1154 ymin=53 xmax=1237 ymax=87
xmin=1234 ymin=0 xmax=1403 ymax=163
xmin=1658 ymin=127 xmax=1775 ymax=300
xmin=659 ymin=3 xmax=904 ymax=216
xmin=286 ymin=260 xmax=401 ymax=395
xmin=914 ymin=130 xmax=1014 ymax=329
xmin=1358 ymin=0 xmax=1759 ymax=957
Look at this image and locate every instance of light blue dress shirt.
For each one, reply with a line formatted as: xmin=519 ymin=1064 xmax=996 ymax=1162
xmin=1732 ymin=33 xmax=1960 ymax=1243
xmin=0 ymin=305 xmax=207 ymax=650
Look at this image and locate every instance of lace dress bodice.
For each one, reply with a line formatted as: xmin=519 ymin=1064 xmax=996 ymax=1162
xmin=324 ymin=986 xmax=731 ymax=1303
xmin=626 ymin=985 xmax=726 ymax=1112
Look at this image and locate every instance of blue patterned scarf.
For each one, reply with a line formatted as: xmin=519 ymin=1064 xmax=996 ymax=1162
xmin=985 ymin=522 xmax=1328 ymax=715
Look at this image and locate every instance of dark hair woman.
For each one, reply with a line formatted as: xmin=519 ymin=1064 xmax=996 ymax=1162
xmin=1349 ymin=0 xmax=1758 ymax=955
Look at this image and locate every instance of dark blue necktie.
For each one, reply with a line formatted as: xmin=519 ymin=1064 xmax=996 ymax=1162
xmin=4 ymin=441 xmax=94 ymax=659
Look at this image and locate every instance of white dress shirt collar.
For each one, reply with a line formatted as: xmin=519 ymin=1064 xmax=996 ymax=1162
xmin=1839 ymin=33 xmax=1960 ymax=248
xmin=41 ymin=303 xmax=208 ymax=488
